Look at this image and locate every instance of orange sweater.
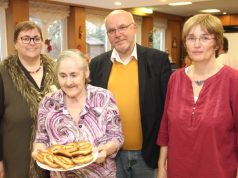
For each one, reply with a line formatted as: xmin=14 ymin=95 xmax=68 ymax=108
xmin=108 ymin=59 xmax=142 ymax=150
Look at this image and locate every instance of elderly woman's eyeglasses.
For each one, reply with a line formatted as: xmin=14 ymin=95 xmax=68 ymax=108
xmin=186 ymin=35 xmax=215 ymax=44
xmin=20 ymin=36 xmax=42 ymax=44
xmin=107 ymin=23 xmax=134 ymax=36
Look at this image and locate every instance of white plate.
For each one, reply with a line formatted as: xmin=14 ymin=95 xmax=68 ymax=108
xmin=36 ymin=151 xmax=98 ymax=171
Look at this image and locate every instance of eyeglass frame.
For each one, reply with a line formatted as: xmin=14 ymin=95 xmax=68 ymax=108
xmin=106 ymin=23 xmax=134 ymax=36
xmin=186 ymin=35 xmax=215 ymax=44
xmin=19 ymin=35 xmax=42 ymax=44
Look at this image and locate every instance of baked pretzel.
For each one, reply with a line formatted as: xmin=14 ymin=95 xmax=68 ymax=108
xmin=43 ymin=153 xmax=60 ymax=168
xmin=53 ymin=155 xmax=75 ymax=169
xmin=77 ymin=141 xmax=92 ymax=149
xmin=72 ymin=154 xmax=94 ymax=165
xmin=48 ymin=144 xmax=62 ymax=153
xmin=36 ymin=152 xmax=48 ymax=164
xmin=71 ymin=148 xmax=92 ymax=157
xmin=67 ymin=141 xmax=92 ymax=156
xmin=52 ymin=149 xmax=72 ymax=158
xmin=37 ymin=141 xmax=94 ymax=169
xmin=63 ymin=142 xmax=78 ymax=153
xmin=48 ymin=144 xmax=72 ymax=157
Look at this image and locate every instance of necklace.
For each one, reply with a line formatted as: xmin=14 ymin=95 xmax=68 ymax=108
xmin=194 ymin=80 xmax=204 ymax=86
xmin=28 ymin=65 xmax=42 ymax=74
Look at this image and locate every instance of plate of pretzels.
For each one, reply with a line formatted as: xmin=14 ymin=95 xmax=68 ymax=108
xmin=36 ymin=141 xmax=98 ymax=171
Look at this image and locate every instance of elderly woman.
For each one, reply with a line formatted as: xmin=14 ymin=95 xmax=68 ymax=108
xmin=0 ymin=21 xmax=56 ymax=178
xmin=157 ymin=14 xmax=238 ymax=178
xmin=32 ymin=49 xmax=124 ymax=177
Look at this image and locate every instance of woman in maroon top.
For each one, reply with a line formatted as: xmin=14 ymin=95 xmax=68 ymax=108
xmin=157 ymin=14 xmax=238 ymax=178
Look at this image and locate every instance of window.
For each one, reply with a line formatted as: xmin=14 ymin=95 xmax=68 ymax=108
xmin=86 ymin=20 xmax=106 ymax=59
xmin=30 ymin=17 xmax=64 ymax=59
xmin=47 ymin=20 xmax=63 ymax=58
xmin=86 ymin=10 xmax=108 ymax=60
xmin=0 ymin=5 xmax=8 ymax=60
xmin=29 ymin=1 xmax=69 ymax=59
xmin=153 ymin=28 xmax=165 ymax=51
xmin=153 ymin=18 xmax=167 ymax=51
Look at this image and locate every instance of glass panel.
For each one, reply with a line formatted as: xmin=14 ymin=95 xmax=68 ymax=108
xmin=0 ymin=29 xmax=2 ymax=60
xmin=86 ymin=20 xmax=106 ymax=60
xmin=0 ymin=7 xmax=7 ymax=60
xmin=47 ymin=20 xmax=62 ymax=59
xmin=153 ymin=28 xmax=165 ymax=51
xmin=30 ymin=17 xmax=63 ymax=59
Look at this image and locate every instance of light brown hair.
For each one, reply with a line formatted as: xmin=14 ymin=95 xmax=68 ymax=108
xmin=182 ymin=14 xmax=224 ymax=51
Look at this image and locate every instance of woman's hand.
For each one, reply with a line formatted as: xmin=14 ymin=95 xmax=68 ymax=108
xmin=95 ymin=140 xmax=119 ymax=164
xmin=157 ymin=146 xmax=168 ymax=178
xmin=95 ymin=145 xmax=107 ymax=164
xmin=0 ymin=161 xmax=4 ymax=178
xmin=236 ymin=167 xmax=238 ymax=178
xmin=32 ymin=143 xmax=47 ymax=160
xmin=157 ymin=166 xmax=167 ymax=178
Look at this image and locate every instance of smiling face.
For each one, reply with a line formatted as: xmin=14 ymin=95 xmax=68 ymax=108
xmin=105 ymin=10 xmax=137 ymax=58
xmin=14 ymin=28 xmax=42 ymax=60
xmin=185 ymin=25 xmax=218 ymax=63
xmin=57 ymin=57 xmax=89 ymax=100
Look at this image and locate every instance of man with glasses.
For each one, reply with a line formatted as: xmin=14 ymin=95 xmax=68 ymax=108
xmin=90 ymin=10 xmax=171 ymax=178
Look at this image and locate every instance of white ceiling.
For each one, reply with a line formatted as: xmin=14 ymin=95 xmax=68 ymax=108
xmin=50 ymin=0 xmax=238 ymax=17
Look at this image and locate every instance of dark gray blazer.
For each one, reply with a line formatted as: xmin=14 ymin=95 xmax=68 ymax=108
xmin=89 ymin=44 xmax=172 ymax=168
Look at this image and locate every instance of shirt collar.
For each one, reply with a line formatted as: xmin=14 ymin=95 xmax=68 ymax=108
xmin=110 ymin=43 xmax=138 ymax=65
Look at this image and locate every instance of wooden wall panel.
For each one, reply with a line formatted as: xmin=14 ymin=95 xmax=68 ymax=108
xmin=230 ymin=15 xmax=238 ymax=25
xmin=218 ymin=15 xmax=230 ymax=26
xmin=141 ymin=16 xmax=153 ymax=47
xmin=6 ymin=0 xmax=29 ymax=54
xmin=67 ymin=6 xmax=86 ymax=53
xmin=166 ymin=20 xmax=182 ymax=66
xmin=217 ymin=14 xmax=238 ymax=26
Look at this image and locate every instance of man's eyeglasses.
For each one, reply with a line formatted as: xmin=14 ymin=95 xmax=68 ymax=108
xmin=107 ymin=23 xmax=134 ymax=36
xmin=186 ymin=35 xmax=215 ymax=44
xmin=20 ymin=36 xmax=42 ymax=44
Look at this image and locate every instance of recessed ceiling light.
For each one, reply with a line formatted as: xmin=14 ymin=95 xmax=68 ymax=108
xmin=169 ymin=2 xmax=192 ymax=6
xmin=200 ymin=9 xmax=221 ymax=13
xmin=141 ymin=8 xmax=153 ymax=14
xmin=114 ymin=2 xmax=122 ymax=6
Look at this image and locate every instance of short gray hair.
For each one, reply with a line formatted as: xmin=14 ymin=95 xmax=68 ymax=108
xmin=56 ymin=49 xmax=90 ymax=83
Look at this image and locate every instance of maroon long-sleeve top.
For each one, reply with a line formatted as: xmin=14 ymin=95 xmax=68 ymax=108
xmin=157 ymin=66 xmax=238 ymax=178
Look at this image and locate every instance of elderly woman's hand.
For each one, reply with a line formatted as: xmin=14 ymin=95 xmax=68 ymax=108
xmin=95 ymin=140 xmax=119 ymax=164
xmin=32 ymin=143 xmax=47 ymax=160
xmin=95 ymin=145 xmax=107 ymax=164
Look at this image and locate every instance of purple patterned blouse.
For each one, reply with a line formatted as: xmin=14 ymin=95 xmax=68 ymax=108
xmin=35 ymin=84 xmax=124 ymax=178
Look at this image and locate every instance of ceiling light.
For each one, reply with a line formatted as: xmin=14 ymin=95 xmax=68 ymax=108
xmin=114 ymin=2 xmax=122 ymax=6
xmin=223 ymin=12 xmax=227 ymax=15
xmin=141 ymin=8 xmax=153 ymax=14
xmin=199 ymin=9 xmax=221 ymax=13
xmin=169 ymin=2 xmax=192 ymax=6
